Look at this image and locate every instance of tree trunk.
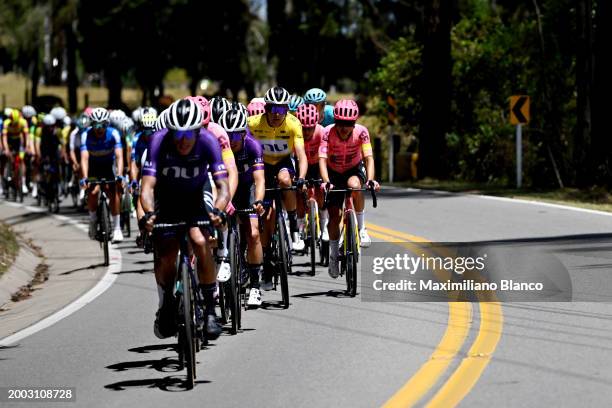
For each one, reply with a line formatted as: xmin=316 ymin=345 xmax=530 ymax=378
xmin=593 ymin=0 xmax=611 ymax=184
xmin=65 ymin=23 xmax=78 ymax=113
xmin=419 ymin=0 xmax=454 ymax=179
xmin=575 ymin=0 xmax=593 ymax=186
xmin=106 ymin=67 xmax=123 ymax=108
xmin=30 ymin=54 xmax=40 ymax=103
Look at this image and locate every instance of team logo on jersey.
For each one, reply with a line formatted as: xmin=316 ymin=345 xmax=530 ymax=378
xmin=162 ymin=166 xmax=200 ymax=179
xmin=260 ymin=139 xmax=289 ymax=155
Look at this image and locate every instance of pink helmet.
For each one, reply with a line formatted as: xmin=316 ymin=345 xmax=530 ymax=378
xmin=186 ymin=95 xmax=211 ymax=125
xmin=333 ymin=99 xmax=359 ymax=121
xmin=84 ymin=106 xmax=94 ymax=117
xmin=296 ymin=104 xmax=319 ymax=128
xmin=247 ymin=101 xmax=265 ymax=117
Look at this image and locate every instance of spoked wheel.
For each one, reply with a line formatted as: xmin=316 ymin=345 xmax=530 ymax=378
xmin=308 ymin=203 xmax=317 ymax=276
xmin=120 ymin=191 xmax=132 ymax=238
xmin=277 ymin=212 xmax=290 ymax=309
xmin=228 ymin=227 xmax=241 ymax=334
xmin=100 ymin=202 xmax=111 ymax=266
xmin=345 ymin=211 xmax=358 ymax=297
xmin=180 ymin=263 xmax=196 ymax=389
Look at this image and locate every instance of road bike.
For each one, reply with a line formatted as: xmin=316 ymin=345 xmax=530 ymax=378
xmin=87 ymin=179 xmax=114 ymax=266
xmin=301 ymin=178 xmax=323 ymax=276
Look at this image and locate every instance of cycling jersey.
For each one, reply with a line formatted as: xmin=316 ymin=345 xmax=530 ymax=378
xmin=2 ymin=118 xmax=29 ymax=151
xmin=247 ymin=113 xmax=303 ymax=165
xmin=80 ymin=126 xmax=122 ymax=168
xmin=205 ymin=122 xmax=236 ymax=169
xmin=39 ymin=127 xmax=61 ymax=161
xmin=303 ymin=124 xmax=325 ymax=165
xmin=321 ymin=105 xmax=335 ymax=127
xmin=318 ymin=124 xmax=372 ymax=174
xmin=131 ymin=131 xmax=152 ymax=169
xmin=234 ymin=131 xmax=265 ymax=185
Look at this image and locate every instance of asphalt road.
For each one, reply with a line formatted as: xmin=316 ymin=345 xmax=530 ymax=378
xmin=1 ymin=186 xmax=612 ymax=407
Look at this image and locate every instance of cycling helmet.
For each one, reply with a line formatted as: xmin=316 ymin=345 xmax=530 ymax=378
xmin=42 ymin=114 xmax=56 ymax=126
xmin=90 ymin=107 xmax=110 ymax=123
xmin=247 ymin=101 xmax=265 ymax=116
xmin=264 ymin=86 xmax=291 ymax=105
xmin=304 ymin=88 xmax=327 ymax=104
xmin=76 ymin=114 xmax=90 ymax=129
xmin=10 ymin=109 xmax=21 ymax=122
xmin=210 ymin=96 xmax=231 ymax=123
xmin=109 ymin=109 xmax=126 ymax=127
xmin=230 ymin=101 xmax=248 ymax=114
xmin=22 ymin=105 xmax=36 ymax=118
xmin=333 ymin=99 xmax=359 ymax=121
xmin=288 ymin=95 xmax=304 ymax=112
xmin=3 ymin=107 xmax=13 ymax=117
xmin=187 ymin=96 xmax=212 ymax=126
xmin=166 ymin=99 xmax=202 ymax=131
xmin=63 ymin=116 xmax=72 ymax=127
xmin=131 ymin=107 xmax=143 ymax=123
xmin=50 ymin=106 xmax=67 ymax=121
xmin=118 ymin=117 xmax=134 ymax=134
xmin=84 ymin=106 xmax=94 ymax=117
xmin=141 ymin=111 xmax=157 ymax=129
xmin=154 ymin=110 xmax=168 ymax=132
xmin=296 ymin=104 xmax=319 ymax=128
xmin=219 ymin=109 xmax=247 ymax=133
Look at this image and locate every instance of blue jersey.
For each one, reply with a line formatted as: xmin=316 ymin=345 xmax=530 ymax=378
xmin=321 ymin=105 xmax=335 ymax=127
xmin=80 ymin=126 xmax=122 ymax=167
xmin=131 ymin=131 xmax=150 ymax=168
xmin=234 ymin=131 xmax=264 ymax=185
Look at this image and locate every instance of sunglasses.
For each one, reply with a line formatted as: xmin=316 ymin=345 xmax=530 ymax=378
xmin=173 ymin=130 xmax=197 ymax=140
xmin=335 ymin=120 xmax=356 ymax=128
xmin=268 ymin=106 xmax=289 ymax=115
xmin=229 ymin=131 xmax=246 ymax=142
xmin=92 ymin=122 xmax=107 ymax=129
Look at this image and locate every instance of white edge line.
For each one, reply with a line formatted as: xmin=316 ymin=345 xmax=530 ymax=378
xmin=381 ymin=185 xmax=612 ymax=218
xmin=0 ymin=201 xmax=121 ymax=346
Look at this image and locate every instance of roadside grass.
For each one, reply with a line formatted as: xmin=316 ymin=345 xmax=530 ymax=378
xmin=0 ymin=222 xmax=19 ymax=278
xmin=389 ymin=179 xmax=612 ymax=213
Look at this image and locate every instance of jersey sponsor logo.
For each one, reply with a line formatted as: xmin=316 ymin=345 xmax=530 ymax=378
xmin=161 ymin=166 xmax=201 ymax=179
xmin=260 ymin=139 xmax=289 ymax=154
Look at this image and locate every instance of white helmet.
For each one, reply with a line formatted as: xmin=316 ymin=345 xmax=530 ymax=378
xmin=42 ymin=114 xmax=56 ymax=126
xmin=3 ymin=107 xmax=13 ymax=117
xmin=154 ymin=109 xmax=169 ymax=132
xmin=109 ymin=109 xmax=126 ymax=127
xmin=51 ymin=106 xmax=67 ymax=121
xmin=264 ymin=86 xmax=291 ymax=105
xmin=22 ymin=105 xmax=37 ymax=118
xmin=63 ymin=116 xmax=72 ymax=127
xmin=131 ymin=107 xmax=143 ymax=123
xmin=90 ymin=107 xmax=110 ymax=123
xmin=166 ymin=99 xmax=202 ymax=131
xmin=219 ymin=109 xmax=247 ymax=132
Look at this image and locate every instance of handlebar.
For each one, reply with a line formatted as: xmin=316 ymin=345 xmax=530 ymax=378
xmin=323 ymin=186 xmax=378 ymax=209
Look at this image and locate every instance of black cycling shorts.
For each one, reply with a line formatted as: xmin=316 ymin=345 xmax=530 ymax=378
xmin=326 ymin=161 xmax=367 ymax=209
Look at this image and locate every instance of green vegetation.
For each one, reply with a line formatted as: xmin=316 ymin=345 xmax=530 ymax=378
xmin=0 ymin=222 xmax=19 ymax=277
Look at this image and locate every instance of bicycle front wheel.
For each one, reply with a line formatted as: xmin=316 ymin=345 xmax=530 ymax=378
xmin=229 ymin=225 xmax=241 ymax=334
xmin=346 ymin=210 xmax=358 ymax=297
xmin=308 ymin=202 xmax=317 ymax=276
xmin=277 ymin=212 xmax=290 ymax=309
xmin=180 ymin=262 xmax=196 ymax=389
xmin=100 ymin=201 xmax=111 ymax=266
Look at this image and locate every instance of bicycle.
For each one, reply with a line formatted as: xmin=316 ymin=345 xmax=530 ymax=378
xmin=3 ymin=152 xmax=24 ymax=202
xmin=87 ymin=179 xmax=114 ymax=266
xmin=153 ymin=220 xmax=212 ymax=390
xmin=324 ymin=186 xmax=377 ymax=297
xmin=263 ymin=185 xmax=295 ymax=309
xmin=120 ymin=185 xmax=132 ymax=238
xmin=40 ymin=159 xmax=60 ymax=213
xmin=301 ymin=178 xmax=323 ymax=276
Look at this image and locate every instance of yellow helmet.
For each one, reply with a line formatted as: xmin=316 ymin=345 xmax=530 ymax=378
xmin=11 ymin=109 xmax=22 ymax=122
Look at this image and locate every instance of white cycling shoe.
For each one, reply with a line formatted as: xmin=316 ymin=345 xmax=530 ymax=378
xmin=321 ymin=227 xmax=329 ymax=242
xmin=112 ymin=229 xmax=124 ymax=243
xmin=31 ymin=185 xmax=38 ymax=198
xmin=247 ymin=288 xmax=262 ymax=307
xmin=216 ymin=261 xmax=231 ymax=283
xmin=292 ymin=232 xmax=305 ymax=251
xmin=359 ymin=228 xmax=371 ymax=248
xmin=328 ymin=256 xmax=340 ymax=279
xmin=22 ymin=184 xmax=29 ymax=195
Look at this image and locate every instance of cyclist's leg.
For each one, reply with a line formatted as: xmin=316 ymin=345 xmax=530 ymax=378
xmin=153 ymin=233 xmax=180 ymax=338
xmin=327 ymin=168 xmax=348 ymax=278
xmin=349 ymin=162 xmax=370 ymax=246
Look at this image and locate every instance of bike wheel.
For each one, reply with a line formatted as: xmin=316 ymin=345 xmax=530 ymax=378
xmin=346 ymin=211 xmax=358 ymax=297
xmin=218 ymin=281 xmax=228 ymax=325
xmin=122 ymin=192 xmax=132 ymax=237
xmin=180 ymin=263 xmax=196 ymax=389
xmin=277 ymin=212 xmax=290 ymax=309
xmin=100 ymin=202 xmax=111 ymax=266
xmin=309 ymin=203 xmax=317 ymax=276
xmin=228 ymin=226 xmax=240 ymax=334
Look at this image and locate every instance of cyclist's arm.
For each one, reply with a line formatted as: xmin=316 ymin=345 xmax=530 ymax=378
xmin=140 ymin=176 xmax=156 ymax=213
xmin=112 ymin=129 xmax=124 ymax=176
xmin=1 ymin=133 xmax=7 ymax=153
xmin=80 ymin=132 xmax=89 ymax=179
xmin=318 ymin=130 xmax=330 ymax=183
xmin=364 ymin=155 xmax=375 ymax=181
xmin=253 ymin=168 xmax=265 ymax=202
xmin=294 ymin=142 xmax=308 ymax=180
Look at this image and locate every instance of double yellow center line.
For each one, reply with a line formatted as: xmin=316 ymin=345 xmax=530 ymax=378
xmin=365 ymin=222 xmax=504 ymax=407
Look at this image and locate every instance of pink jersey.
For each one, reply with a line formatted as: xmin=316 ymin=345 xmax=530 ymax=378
xmin=318 ymin=124 xmax=373 ymax=173
xmin=206 ymin=121 xmax=235 ymax=168
xmin=303 ymin=124 xmax=325 ymax=165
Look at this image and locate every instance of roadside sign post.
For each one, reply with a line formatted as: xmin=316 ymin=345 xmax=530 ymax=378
xmin=510 ymin=95 xmax=530 ymax=189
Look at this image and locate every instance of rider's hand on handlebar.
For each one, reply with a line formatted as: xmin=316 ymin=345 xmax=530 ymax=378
xmin=253 ymin=200 xmax=265 ymax=216
xmin=322 ymin=181 xmax=334 ymax=193
xmin=115 ymin=175 xmax=125 ymax=186
xmin=130 ymin=179 xmax=139 ymax=192
xmin=140 ymin=212 xmax=156 ymax=233
xmin=79 ymin=178 xmax=88 ymax=189
xmin=295 ymin=178 xmax=306 ymax=192
xmin=225 ymin=201 xmax=236 ymax=216
xmin=209 ymin=208 xmax=227 ymax=228
xmin=367 ymin=179 xmax=380 ymax=192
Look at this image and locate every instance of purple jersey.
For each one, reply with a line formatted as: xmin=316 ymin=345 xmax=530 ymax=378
xmin=235 ymin=132 xmax=264 ymax=185
xmin=142 ymin=128 xmax=228 ymax=196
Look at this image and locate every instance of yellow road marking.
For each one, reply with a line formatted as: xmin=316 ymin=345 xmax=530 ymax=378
xmin=367 ymin=222 xmax=504 ymax=407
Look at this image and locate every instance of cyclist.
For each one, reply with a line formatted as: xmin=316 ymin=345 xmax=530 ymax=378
xmin=2 ymin=109 xmax=30 ymax=195
xmin=319 ymin=99 xmax=380 ymax=278
xmin=36 ymin=114 xmax=62 ymax=200
xmin=247 ymin=86 xmax=308 ymax=289
xmin=22 ymin=105 xmax=38 ymax=196
xmin=188 ymin=95 xmax=238 ymax=283
xmin=69 ymin=113 xmax=90 ymax=202
xmin=304 ymin=88 xmax=335 ymax=126
xmin=220 ymin=108 xmax=266 ymax=307
xmin=130 ymin=109 xmax=157 ymax=245
xmin=295 ymin=104 xmax=328 ymax=242
xmin=79 ymin=107 xmax=125 ymax=242
xmin=288 ymin=94 xmax=304 ymax=115
xmin=140 ymin=98 xmax=230 ymax=340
